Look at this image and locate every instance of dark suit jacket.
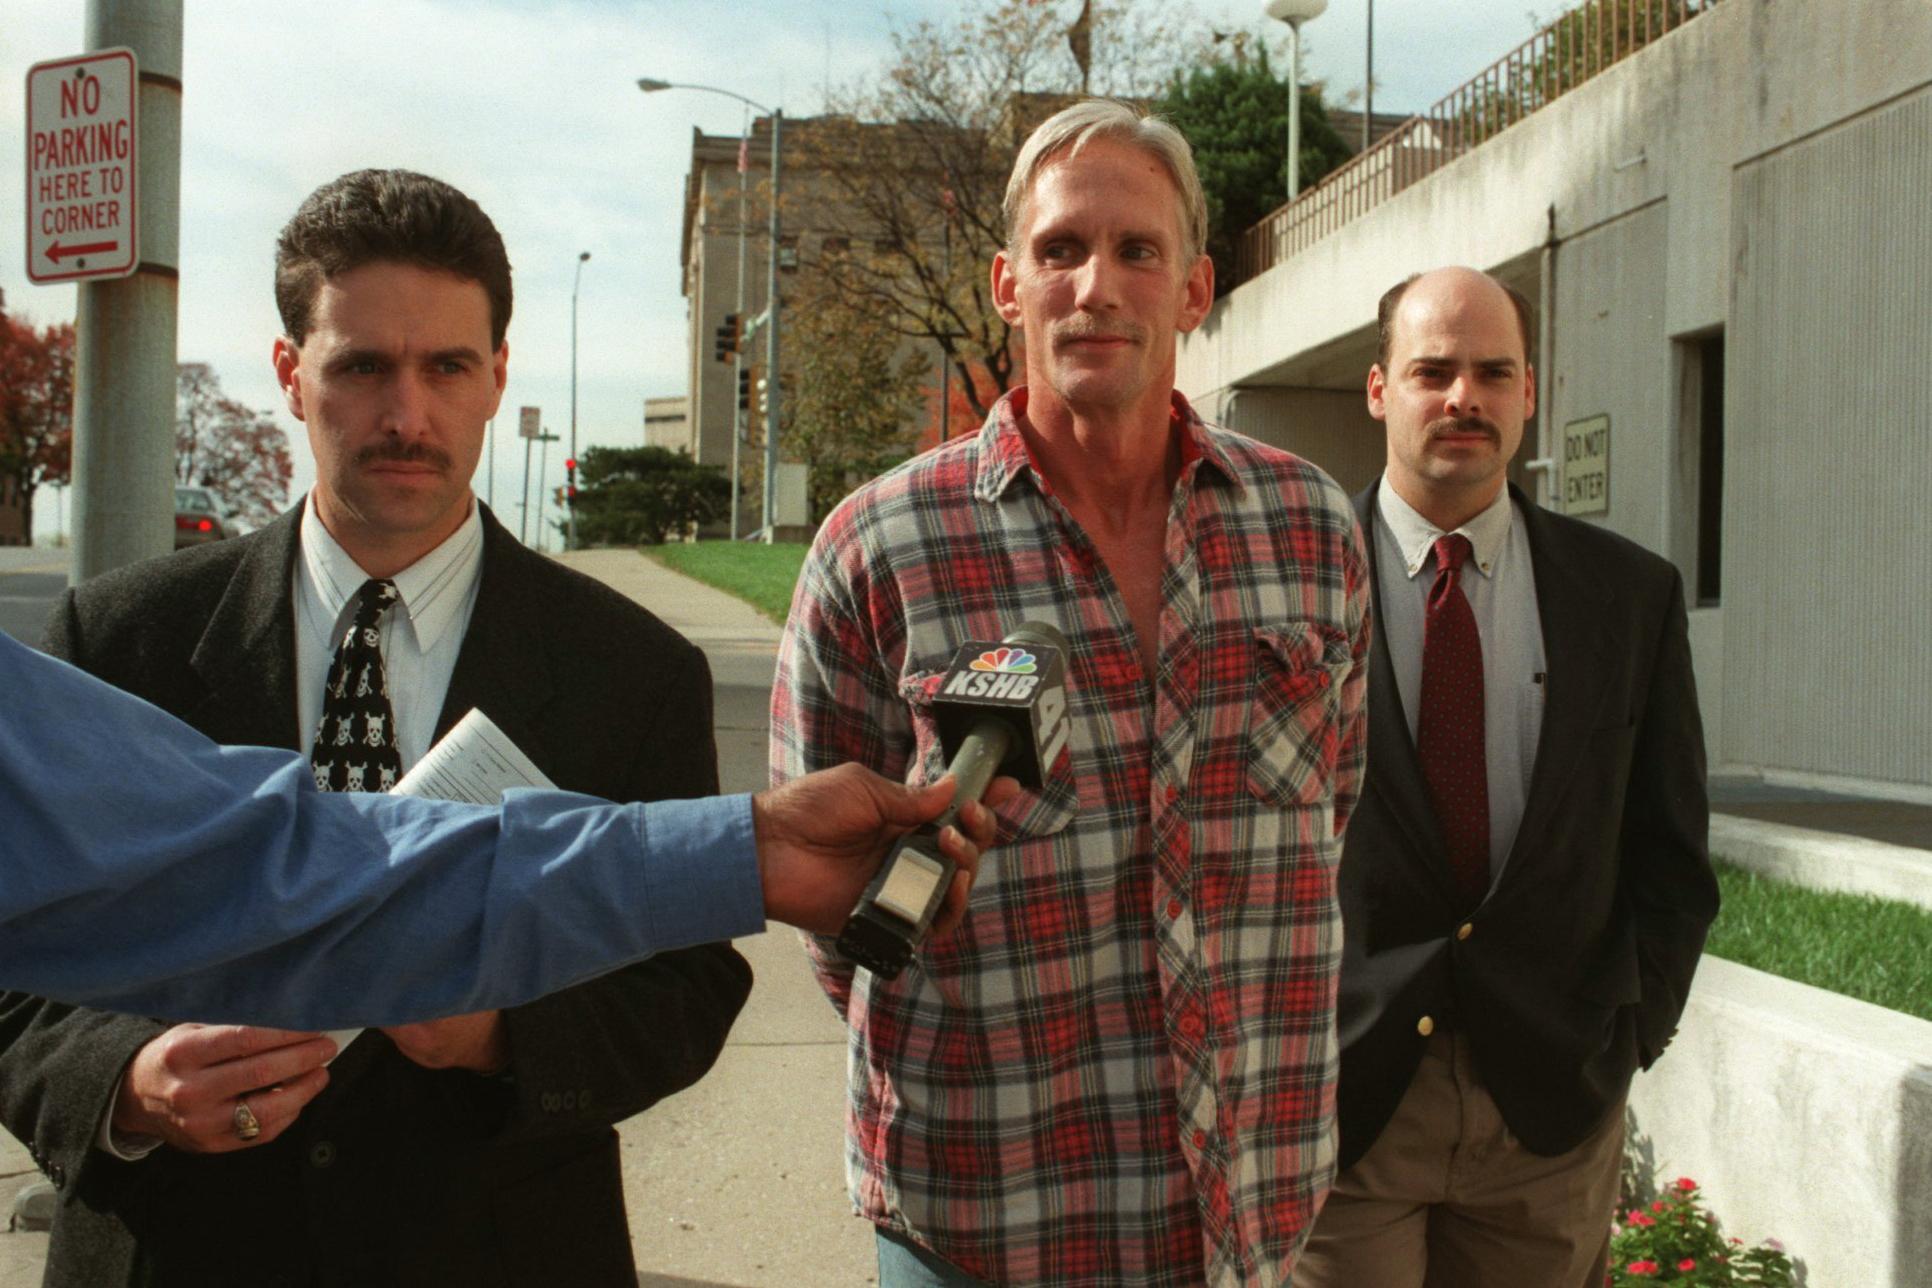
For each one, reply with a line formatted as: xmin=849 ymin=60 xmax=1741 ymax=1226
xmin=0 ymin=503 xmax=753 ymax=1288
xmin=1333 ymin=480 xmax=1718 ymax=1169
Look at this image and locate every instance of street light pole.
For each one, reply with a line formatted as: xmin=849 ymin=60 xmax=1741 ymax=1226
xmin=568 ymin=250 xmax=589 ymax=551
xmin=1264 ymin=0 xmax=1328 ymax=200
xmin=729 ymin=116 xmax=750 ymax=540
xmin=762 ymin=109 xmax=782 ymax=544
xmin=637 ymin=77 xmax=782 ymax=542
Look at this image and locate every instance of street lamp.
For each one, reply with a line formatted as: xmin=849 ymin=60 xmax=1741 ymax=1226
xmin=638 ymin=77 xmax=784 ymax=543
xmin=569 ymin=250 xmax=590 ymax=551
xmin=1264 ymin=0 xmax=1328 ymax=200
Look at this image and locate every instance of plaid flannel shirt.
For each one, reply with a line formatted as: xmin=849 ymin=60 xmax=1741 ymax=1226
xmin=771 ymin=390 xmax=1371 ymax=1286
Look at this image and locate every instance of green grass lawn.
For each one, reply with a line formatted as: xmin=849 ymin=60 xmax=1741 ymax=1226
xmin=1706 ymin=860 xmax=1932 ymax=1021
xmin=643 ymin=541 xmax=809 ymax=625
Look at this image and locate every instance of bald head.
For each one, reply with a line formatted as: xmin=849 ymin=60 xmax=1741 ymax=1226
xmin=1367 ymin=265 xmax=1537 ymax=531
xmin=1376 ymin=268 xmax=1533 ymax=371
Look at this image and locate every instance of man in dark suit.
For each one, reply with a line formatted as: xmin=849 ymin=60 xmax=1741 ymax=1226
xmin=0 ymin=169 xmax=752 ymax=1287
xmin=1294 ymin=267 xmax=1719 ymax=1288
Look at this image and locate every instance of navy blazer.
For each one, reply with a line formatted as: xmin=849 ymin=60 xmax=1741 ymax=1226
xmin=1333 ymin=480 xmax=1718 ymax=1167
xmin=0 ymin=503 xmax=752 ymax=1288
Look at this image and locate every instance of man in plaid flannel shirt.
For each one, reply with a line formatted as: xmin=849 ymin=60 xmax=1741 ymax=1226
xmin=771 ymin=100 xmax=1372 ymax=1286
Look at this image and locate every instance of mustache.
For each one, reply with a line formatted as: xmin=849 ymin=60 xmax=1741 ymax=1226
xmin=1425 ymin=415 xmax=1500 ymax=443
xmin=356 ymin=440 xmax=453 ymax=471
xmin=1051 ymin=317 xmax=1146 ymax=347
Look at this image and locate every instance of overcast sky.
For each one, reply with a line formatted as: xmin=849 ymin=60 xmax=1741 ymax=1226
xmin=2 ymin=0 xmax=1540 ymax=542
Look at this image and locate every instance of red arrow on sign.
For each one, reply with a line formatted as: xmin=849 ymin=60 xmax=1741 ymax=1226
xmin=46 ymin=239 xmax=121 ymax=262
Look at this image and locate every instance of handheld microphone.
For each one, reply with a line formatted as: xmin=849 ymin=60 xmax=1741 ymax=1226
xmin=836 ymin=621 xmax=1074 ymax=979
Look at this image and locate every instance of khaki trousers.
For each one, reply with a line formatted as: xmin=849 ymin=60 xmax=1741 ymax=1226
xmin=1294 ymin=1031 xmax=1623 ymax=1288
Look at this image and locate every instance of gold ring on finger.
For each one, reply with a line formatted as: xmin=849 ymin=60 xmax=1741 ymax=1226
xmin=233 ymin=1098 xmax=262 ymax=1141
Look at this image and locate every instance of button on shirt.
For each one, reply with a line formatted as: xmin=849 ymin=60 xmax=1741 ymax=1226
xmin=1373 ymin=483 xmax=1546 ymax=876
xmin=296 ymin=498 xmax=484 ymax=766
xmin=772 ymin=390 xmax=1372 ymax=1286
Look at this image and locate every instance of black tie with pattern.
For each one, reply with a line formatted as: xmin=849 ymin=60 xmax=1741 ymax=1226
xmin=310 ymin=578 xmax=405 ymax=794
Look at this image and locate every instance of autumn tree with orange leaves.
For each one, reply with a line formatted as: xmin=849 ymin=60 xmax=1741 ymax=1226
xmin=0 ymin=310 xmax=75 ymax=541
xmin=175 ymin=362 xmax=293 ymax=529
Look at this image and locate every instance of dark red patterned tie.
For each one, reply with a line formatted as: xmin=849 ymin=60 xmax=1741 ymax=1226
xmin=1418 ymin=534 xmax=1489 ymax=911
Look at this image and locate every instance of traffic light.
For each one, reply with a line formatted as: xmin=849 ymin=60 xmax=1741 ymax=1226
xmin=756 ymin=375 xmax=769 ymax=418
xmin=713 ymin=313 xmax=741 ymax=363
xmin=737 ymin=368 xmax=751 ymax=412
xmin=564 ymin=457 xmax=577 ymax=504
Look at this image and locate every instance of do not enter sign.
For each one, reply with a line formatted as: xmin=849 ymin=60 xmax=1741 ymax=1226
xmin=25 ymin=48 xmax=138 ymax=284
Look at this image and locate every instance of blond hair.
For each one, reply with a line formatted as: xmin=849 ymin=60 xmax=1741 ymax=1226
xmin=1002 ymin=99 xmax=1208 ymax=263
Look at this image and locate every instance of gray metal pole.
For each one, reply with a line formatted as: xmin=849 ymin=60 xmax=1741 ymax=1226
xmin=1287 ymin=21 xmax=1303 ymax=199
xmin=730 ymin=127 xmax=749 ymax=540
xmin=71 ymin=0 xmax=181 ymax=584
xmin=1364 ymin=0 xmax=1373 ymax=155
xmin=519 ymin=433 xmax=532 ymax=544
xmin=762 ymin=109 xmax=782 ymax=544
xmin=568 ymin=251 xmax=588 ymax=550
xmin=938 ymin=221 xmax=951 ymax=444
xmin=535 ymin=433 xmax=549 ymax=552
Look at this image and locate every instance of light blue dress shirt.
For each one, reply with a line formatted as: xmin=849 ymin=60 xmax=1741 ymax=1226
xmin=0 ymin=629 xmax=762 ymax=1028
xmin=1373 ymin=483 xmax=1547 ymax=880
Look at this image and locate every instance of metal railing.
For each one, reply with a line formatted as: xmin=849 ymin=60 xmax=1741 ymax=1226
xmin=1234 ymin=0 xmax=1720 ymax=286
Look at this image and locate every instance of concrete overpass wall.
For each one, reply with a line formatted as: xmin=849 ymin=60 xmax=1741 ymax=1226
xmin=1181 ymin=0 xmax=1932 ymax=790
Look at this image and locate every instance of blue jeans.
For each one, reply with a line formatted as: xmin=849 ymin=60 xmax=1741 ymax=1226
xmin=875 ymin=1227 xmax=991 ymax=1287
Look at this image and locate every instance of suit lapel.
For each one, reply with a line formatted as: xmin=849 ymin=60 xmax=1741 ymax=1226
xmin=1353 ymin=481 xmax=1458 ymax=901
xmin=1502 ymin=488 xmax=1619 ymax=873
xmin=434 ymin=505 xmax=554 ymax=772
xmin=186 ymin=507 xmax=305 ymax=751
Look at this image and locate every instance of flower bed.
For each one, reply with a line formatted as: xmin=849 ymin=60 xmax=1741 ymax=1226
xmin=1608 ymin=1178 xmax=1793 ymax=1285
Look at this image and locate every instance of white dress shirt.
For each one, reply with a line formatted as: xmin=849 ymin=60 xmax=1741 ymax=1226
xmin=1373 ymin=482 xmax=1546 ymax=881
xmin=295 ymin=497 xmax=485 ymax=768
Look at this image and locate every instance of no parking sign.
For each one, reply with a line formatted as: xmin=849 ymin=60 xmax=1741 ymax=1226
xmin=25 ymin=48 xmax=138 ymax=284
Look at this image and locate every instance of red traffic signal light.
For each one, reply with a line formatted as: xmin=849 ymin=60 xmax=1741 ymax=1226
xmin=564 ymin=457 xmax=576 ymax=473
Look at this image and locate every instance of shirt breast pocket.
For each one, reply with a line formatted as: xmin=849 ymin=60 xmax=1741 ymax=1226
xmin=1247 ymin=626 xmax=1349 ymax=808
xmin=899 ymin=670 xmax=1077 ymax=842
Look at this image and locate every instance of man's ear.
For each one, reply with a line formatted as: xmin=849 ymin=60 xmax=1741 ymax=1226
xmin=488 ymin=342 xmax=508 ymax=414
xmin=272 ymin=337 xmax=307 ymax=422
xmin=1523 ymin=362 xmax=1537 ymax=422
xmin=1175 ymin=253 xmax=1214 ymax=333
xmin=991 ymin=250 xmax=1023 ymax=327
xmin=1366 ymin=364 xmax=1388 ymax=422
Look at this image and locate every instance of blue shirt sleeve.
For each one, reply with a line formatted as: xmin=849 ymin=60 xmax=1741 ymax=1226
xmin=0 ymin=630 xmax=765 ymax=1028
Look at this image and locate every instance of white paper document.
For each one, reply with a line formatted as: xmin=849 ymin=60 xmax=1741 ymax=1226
xmin=324 ymin=709 xmax=554 ymax=1059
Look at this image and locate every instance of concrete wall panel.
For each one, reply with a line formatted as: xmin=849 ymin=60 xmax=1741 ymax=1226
xmin=1548 ymin=202 xmax=1671 ymax=553
xmin=1724 ymin=87 xmax=1932 ymax=786
xmin=1217 ymin=387 xmax=1385 ymax=498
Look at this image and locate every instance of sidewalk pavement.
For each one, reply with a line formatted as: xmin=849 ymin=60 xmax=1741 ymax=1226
xmin=555 ymin=550 xmax=878 ymax=1286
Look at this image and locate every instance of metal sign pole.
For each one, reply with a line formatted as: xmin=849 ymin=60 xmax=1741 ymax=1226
xmin=66 ymin=0 xmax=181 ymax=583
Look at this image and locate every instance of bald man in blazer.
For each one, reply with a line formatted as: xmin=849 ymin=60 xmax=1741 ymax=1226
xmin=1296 ymin=268 xmax=1718 ymax=1288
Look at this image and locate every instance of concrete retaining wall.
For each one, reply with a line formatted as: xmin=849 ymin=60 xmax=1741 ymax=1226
xmin=1629 ymin=957 xmax=1932 ymax=1287
xmin=1712 ymin=815 xmax=1932 ymax=913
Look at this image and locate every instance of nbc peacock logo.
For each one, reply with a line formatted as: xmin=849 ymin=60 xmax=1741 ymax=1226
xmin=970 ymin=647 xmax=1037 ymax=674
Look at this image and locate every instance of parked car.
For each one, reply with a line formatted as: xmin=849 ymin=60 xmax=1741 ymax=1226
xmin=173 ymin=486 xmax=232 ymax=549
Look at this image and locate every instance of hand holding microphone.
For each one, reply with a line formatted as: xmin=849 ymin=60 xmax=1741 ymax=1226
xmin=837 ymin=622 xmax=1074 ymax=978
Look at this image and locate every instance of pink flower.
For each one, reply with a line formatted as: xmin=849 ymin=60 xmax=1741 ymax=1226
xmin=1678 ymin=1259 xmax=1697 ymax=1271
xmin=1675 ymin=1177 xmax=1698 ymax=1192
xmin=1767 ymin=1237 xmax=1785 ymax=1251
xmin=1628 ymin=1212 xmax=1656 ymax=1227
xmin=1651 ymin=1200 xmax=1669 ymax=1213
xmin=1627 ymin=1261 xmax=1659 ymax=1277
